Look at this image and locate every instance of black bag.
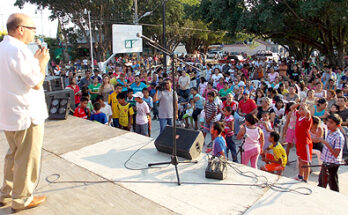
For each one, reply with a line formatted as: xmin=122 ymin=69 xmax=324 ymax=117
xmin=205 ymin=155 xmax=227 ymax=180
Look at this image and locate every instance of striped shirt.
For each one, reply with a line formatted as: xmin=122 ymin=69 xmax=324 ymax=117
xmin=321 ymin=129 xmax=345 ymax=164
xmin=205 ymin=101 xmax=217 ymax=122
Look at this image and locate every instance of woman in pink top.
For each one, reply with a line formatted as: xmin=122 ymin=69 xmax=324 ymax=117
xmin=237 ymin=114 xmax=264 ymax=168
xmin=216 ymin=78 xmax=225 ymax=91
xmin=282 ymin=102 xmax=296 ymax=159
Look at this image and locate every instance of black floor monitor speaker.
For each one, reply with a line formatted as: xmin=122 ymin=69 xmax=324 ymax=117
xmin=154 ymin=126 xmax=204 ymax=160
xmin=45 ymin=89 xmax=75 ymax=120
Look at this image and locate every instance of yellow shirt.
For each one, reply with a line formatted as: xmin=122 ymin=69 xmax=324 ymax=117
xmin=110 ymin=77 xmax=117 ymax=86
xmin=108 ymin=91 xmax=119 ymax=118
xmin=118 ymin=103 xmax=134 ymax=127
xmin=281 ymin=89 xmax=289 ymax=95
xmin=269 ymin=143 xmax=287 ymax=167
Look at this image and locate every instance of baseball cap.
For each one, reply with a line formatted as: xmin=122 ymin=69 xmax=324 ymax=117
xmin=243 ymin=90 xmax=250 ymax=95
xmin=132 ymin=92 xmax=144 ymax=99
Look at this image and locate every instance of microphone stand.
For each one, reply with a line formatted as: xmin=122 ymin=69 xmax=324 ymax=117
xmin=236 ymin=135 xmax=246 ymax=164
xmin=302 ymin=159 xmax=348 ymax=168
xmin=144 ymin=37 xmax=198 ymax=186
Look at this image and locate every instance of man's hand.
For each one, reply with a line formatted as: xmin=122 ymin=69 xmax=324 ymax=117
xmin=34 ymin=47 xmax=50 ymax=69
xmin=33 ymin=47 xmax=50 ymax=90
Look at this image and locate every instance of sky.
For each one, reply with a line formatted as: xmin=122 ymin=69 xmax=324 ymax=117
xmin=1 ymin=0 xmax=58 ymax=38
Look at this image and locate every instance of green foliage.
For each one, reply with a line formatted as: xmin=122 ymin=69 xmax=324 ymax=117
xmin=199 ymin=0 xmax=348 ymax=66
xmin=0 ymin=29 xmax=7 ymax=42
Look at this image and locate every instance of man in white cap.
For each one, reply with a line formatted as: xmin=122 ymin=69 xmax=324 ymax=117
xmin=133 ymin=92 xmax=150 ymax=136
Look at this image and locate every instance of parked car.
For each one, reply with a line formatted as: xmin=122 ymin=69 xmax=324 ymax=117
xmin=253 ymin=51 xmax=279 ymax=62
xmin=207 ymin=50 xmax=223 ymax=59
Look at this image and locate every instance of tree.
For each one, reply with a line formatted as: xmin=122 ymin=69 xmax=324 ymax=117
xmin=182 ymin=19 xmax=226 ymax=54
xmin=199 ymin=0 xmax=348 ymax=67
xmin=16 ymin=0 xmax=134 ymax=62
xmin=0 ymin=29 xmax=7 ymax=42
xmin=138 ymin=0 xmax=195 ymax=52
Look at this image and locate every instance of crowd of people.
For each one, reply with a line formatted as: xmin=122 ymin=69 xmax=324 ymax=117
xmin=55 ymin=54 xmax=348 ymax=192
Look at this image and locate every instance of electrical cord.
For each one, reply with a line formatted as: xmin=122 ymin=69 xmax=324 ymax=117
xmin=41 ymin=140 xmax=312 ymax=196
xmin=123 ymin=140 xmax=170 ymax=170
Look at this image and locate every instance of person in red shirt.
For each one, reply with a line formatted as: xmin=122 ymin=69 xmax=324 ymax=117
xmin=291 ymin=103 xmax=313 ymax=182
xmin=74 ymin=97 xmax=90 ymax=119
xmin=222 ymin=93 xmax=237 ymax=113
xmin=66 ymin=77 xmax=81 ymax=107
xmin=234 ymin=90 xmax=257 ymax=134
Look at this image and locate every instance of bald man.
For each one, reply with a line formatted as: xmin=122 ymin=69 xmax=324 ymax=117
xmin=0 ymin=13 xmax=50 ymax=211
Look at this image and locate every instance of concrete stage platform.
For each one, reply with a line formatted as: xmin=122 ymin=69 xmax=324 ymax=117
xmin=1 ymin=116 xmax=348 ymax=215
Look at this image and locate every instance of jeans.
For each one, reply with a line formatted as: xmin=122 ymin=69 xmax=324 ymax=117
xmin=136 ymin=124 xmax=149 ymax=136
xmin=179 ymin=89 xmax=190 ymax=99
xmin=318 ymin=163 xmax=339 ymax=192
xmin=225 ymin=135 xmax=237 ymax=162
xmin=159 ymin=118 xmax=173 ymax=134
xmin=112 ymin=118 xmax=119 ymax=128
xmin=234 ymin=112 xmax=244 ymax=135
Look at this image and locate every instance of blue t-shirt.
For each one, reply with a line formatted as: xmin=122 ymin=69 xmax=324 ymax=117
xmin=90 ymin=112 xmax=108 ymax=124
xmin=130 ymin=82 xmax=147 ymax=93
xmin=117 ymin=79 xmax=128 ymax=92
xmin=213 ymin=136 xmax=226 ymax=157
xmin=143 ymin=97 xmax=153 ymax=109
xmin=194 ymin=94 xmax=204 ymax=109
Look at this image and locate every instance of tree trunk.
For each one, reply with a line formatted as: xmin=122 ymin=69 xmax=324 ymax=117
xmin=335 ymin=44 xmax=345 ymax=67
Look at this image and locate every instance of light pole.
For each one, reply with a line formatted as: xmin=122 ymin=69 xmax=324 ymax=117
xmin=84 ymin=8 xmax=94 ymax=72
xmin=162 ymin=0 xmax=166 ymax=72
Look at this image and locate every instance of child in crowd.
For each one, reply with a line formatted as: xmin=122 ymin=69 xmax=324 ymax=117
xmin=74 ymin=97 xmax=90 ymax=119
xmin=108 ymin=84 xmax=123 ymax=127
xmin=81 ymin=92 xmax=93 ymax=112
xmin=96 ymin=95 xmax=113 ymax=125
xmin=318 ymin=114 xmax=345 ymax=192
xmin=261 ymin=131 xmax=287 ymax=175
xmin=133 ymin=92 xmax=150 ymax=136
xmin=291 ymin=103 xmax=313 ymax=183
xmin=204 ymin=91 xmax=217 ymax=149
xmin=237 ymin=114 xmax=264 ymax=168
xmin=127 ymin=88 xmax=136 ymax=131
xmin=210 ymin=122 xmax=227 ymax=159
xmin=223 ymin=106 xmax=237 ymax=162
xmin=183 ymin=98 xmax=194 ymax=128
xmin=310 ymin=116 xmax=324 ymax=166
xmin=142 ymin=88 xmax=153 ymax=136
xmin=282 ymin=101 xmax=296 ymax=160
xmin=116 ymin=92 xmax=134 ymax=131
xmin=259 ymin=111 xmax=274 ymax=151
xmin=90 ymin=102 xmax=108 ymax=124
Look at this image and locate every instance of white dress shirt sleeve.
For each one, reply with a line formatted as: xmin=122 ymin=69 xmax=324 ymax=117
xmin=10 ymin=49 xmax=43 ymax=88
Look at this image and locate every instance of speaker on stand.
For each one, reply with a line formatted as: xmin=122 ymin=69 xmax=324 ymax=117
xmin=154 ymin=126 xmax=204 ymax=160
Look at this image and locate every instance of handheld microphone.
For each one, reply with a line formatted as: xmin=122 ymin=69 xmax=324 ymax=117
xmin=35 ymin=38 xmax=43 ymax=49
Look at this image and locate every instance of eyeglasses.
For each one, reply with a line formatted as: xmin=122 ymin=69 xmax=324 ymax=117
xmin=20 ymin=25 xmax=36 ymax=31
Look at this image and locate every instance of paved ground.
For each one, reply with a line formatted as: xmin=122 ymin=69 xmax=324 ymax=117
xmin=0 ymin=117 xmax=176 ymax=215
xmin=0 ymin=116 xmax=347 ymax=215
xmin=150 ymin=118 xmax=348 ymax=194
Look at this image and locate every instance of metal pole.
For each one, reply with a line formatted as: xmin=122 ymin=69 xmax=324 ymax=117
xmin=134 ymin=0 xmax=140 ymax=62
xmin=162 ymin=0 xmax=166 ymax=73
xmin=134 ymin=0 xmax=138 ymax=24
xmin=88 ymin=10 xmax=94 ymax=72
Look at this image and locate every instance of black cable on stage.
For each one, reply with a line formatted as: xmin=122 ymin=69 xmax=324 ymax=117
xmin=123 ymin=140 xmax=170 ymax=170
xmin=42 ymin=139 xmax=312 ymax=196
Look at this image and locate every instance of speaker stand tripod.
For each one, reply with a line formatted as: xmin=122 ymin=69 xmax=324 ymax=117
xmin=141 ymin=35 xmax=200 ymax=185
